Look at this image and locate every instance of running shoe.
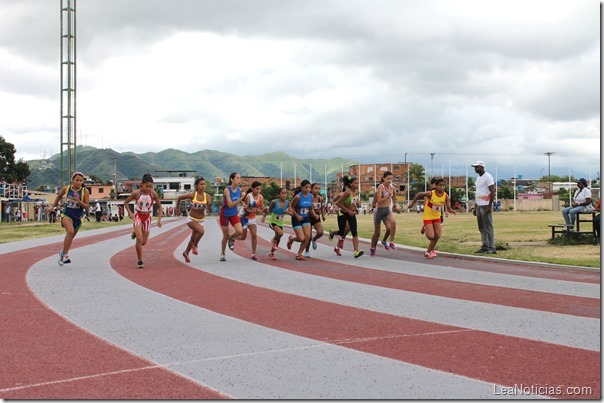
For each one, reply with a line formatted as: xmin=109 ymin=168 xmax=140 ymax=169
xmin=62 ymin=255 xmax=71 ymax=264
xmin=228 ymin=236 xmax=235 ymax=250
xmin=334 ymin=247 xmax=341 ymax=256
xmin=354 ymin=250 xmax=364 ymax=258
xmin=183 ymin=251 xmax=190 ymax=263
xmin=430 ymin=250 xmax=437 ymax=258
xmin=328 ymin=229 xmax=335 ymax=242
xmin=389 ymin=242 xmax=396 ymax=250
xmin=58 ymin=250 xmax=64 ymax=266
xmin=287 ymin=235 xmax=294 ymax=250
xmin=191 ymin=245 xmax=198 ymax=255
xmin=251 ymin=254 xmax=259 ymax=261
xmin=312 ymin=240 xmax=318 ymax=250
xmin=370 ymin=247 xmax=376 ymax=257
xmin=220 ymin=254 xmax=226 ymax=262
xmin=268 ymin=252 xmax=277 ymax=260
xmin=137 ymin=260 xmax=144 ymax=269
xmin=337 ymin=238 xmax=344 ymax=249
xmin=381 ymin=241 xmax=390 ymax=250
xmin=304 ymin=252 xmax=311 ymax=259
xmin=295 ymin=254 xmax=306 ymax=260
xmin=424 ymin=252 xmax=433 ymax=259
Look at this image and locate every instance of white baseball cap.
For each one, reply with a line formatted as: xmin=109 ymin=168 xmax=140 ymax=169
xmin=471 ymin=160 xmax=485 ymax=168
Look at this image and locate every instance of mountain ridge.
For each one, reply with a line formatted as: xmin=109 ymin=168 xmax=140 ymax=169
xmin=25 ymin=146 xmax=359 ymax=189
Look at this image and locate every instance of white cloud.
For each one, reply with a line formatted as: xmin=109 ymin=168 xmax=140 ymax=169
xmin=0 ymin=0 xmax=599 ymax=180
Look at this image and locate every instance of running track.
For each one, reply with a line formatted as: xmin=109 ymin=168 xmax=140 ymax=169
xmin=0 ymin=219 xmax=600 ymax=399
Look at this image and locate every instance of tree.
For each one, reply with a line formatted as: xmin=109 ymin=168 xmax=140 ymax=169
xmin=261 ymin=181 xmax=282 ymax=202
xmin=407 ymin=163 xmax=426 ymax=200
xmin=498 ymin=185 xmax=514 ymax=200
xmin=0 ymin=136 xmax=30 ymax=183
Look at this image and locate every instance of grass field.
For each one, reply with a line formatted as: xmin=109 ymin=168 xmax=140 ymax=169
xmin=0 ymin=211 xmax=600 ymax=268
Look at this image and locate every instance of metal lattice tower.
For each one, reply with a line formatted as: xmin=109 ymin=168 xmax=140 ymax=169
xmin=60 ymin=0 xmax=77 ymax=186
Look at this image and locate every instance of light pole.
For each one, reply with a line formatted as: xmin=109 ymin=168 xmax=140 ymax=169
xmin=404 ymin=153 xmax=409 ymax=210
xmin=112 ymin=157 xmax=117 ymax=199
xmin=545 ymin=152 xmax=554 ymax=210
xmin=430 ymin=153 xmax=435 ymax=177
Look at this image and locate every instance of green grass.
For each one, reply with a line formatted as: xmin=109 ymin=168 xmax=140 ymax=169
xmin=1 ymin=211 xmax=600 ymax=268
xmin=323 ymin=211 xmax=600 ymax=268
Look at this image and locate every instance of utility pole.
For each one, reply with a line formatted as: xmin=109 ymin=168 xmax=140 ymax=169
xmin=113 ymin=157 xmax=117 ymax=199
xmin=60 ymin=0 xmax=77 ymax=186
xmin=404 ymin=153 xmax=409 ymax=209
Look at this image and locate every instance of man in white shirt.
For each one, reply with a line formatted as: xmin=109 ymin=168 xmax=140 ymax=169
xmin=562 ymin=178 xmax=592 ymax=231
xmin=472 ymin=161 xmax=496 ymax=254
xmin=94 ymin=201 xmax=102 ymax=222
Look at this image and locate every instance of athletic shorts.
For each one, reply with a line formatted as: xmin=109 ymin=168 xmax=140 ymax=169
xmin=309 ymin=215 xmax=321 ymax=226
xmin=423 ymin=219 xmax=441 ymax=226
xmin=187 ymin=216 xmax=205 ymax=225
xmin=291 ymin=215 xmax=311 ymax=229
xmin=61 ymin=210 xmax=83 ymax=232
xmin=134 ymin=212 xmax=152 ymax=233
xmin=373 ymin=206 xmax=391 ymax=225
xmin=241 ymin=217 xmax=257 ymax=229
xmin=220 ymin=212 xmax=241 ymax=227
xmin=268 ymin=222 xmax=283 ymax=231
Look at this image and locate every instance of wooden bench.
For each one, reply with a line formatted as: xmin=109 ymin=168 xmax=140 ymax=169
xmin=548 ymin=211 xmax=597 ymax=239
xmin=576 ymin=211 xmax=596 ymax=236
xmin=548 ymin=224 xmax=570 ymax=239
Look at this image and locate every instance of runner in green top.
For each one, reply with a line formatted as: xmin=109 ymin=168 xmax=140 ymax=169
xmin=262 ymin=188 xmax=291 ymax=260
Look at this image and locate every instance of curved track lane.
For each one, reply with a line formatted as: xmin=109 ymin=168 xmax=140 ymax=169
xmin=2 ymin=218 xmax=600 ymax=399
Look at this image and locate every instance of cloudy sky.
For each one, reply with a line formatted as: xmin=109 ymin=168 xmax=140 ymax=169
xmin=0 ymin=0 xmax=600 ymax=179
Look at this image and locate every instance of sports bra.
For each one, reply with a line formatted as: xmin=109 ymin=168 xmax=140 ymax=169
xmin=190 ymin=191 xmax=207 ymax=210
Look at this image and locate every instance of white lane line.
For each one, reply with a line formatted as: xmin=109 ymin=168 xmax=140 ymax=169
xmin=326 ymin=329 xmax=475 ymax=345
xmin=0 ymin=330 xmax=471 ymax=394
xmin=0 ymin=365 xmax=160 ymax=393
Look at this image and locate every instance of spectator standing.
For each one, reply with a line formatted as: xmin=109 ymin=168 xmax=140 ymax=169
xmin=593 ymin=198 xmax=600 ymax=242
xmin=94 ymin=201 xmax=102 ymax=222
xmin=472 ymin=161 xmax=496 ymax=254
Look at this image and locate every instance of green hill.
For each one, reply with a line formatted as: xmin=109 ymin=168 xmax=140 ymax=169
xmin=26 ymin=146 xmax=358 ymax=189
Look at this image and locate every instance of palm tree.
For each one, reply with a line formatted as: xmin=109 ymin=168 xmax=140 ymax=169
xmin=408 ymin=163 xmax=426 ymax=199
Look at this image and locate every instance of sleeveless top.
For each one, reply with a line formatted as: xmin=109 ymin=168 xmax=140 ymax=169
xmin=190 ymin=191 xmax=208 ymax=211
xmin=135 ymin=192 xmax=154 ymax=215
xmin=64 ymin=185 xmax=86 ymax=218
xmin=269 ymin=199 xmax=289 ymax=226
xmin=296 ymin=192 xmax=313 ymax=218
xmin=423 ymin=190 xmax=447 ymax=220
xmin=222 ymin=186 xmax=241 ymax=217
xmin=242 ymin=193 xmax=263 ymax=219
xmin=338 ymin=190 xmax=356 ymax=216
xmin=312 ymin=195 xmax=323 ymax=215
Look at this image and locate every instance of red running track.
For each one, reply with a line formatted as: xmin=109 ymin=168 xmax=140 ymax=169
xmin=0 ymin=228 xmax=227 ymax=399
xmin=110 ymin=224 xmax=600 ymax=399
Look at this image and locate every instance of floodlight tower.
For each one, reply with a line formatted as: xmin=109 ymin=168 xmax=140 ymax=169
xmin=60 ymin=0 xmax=77 ymax=186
